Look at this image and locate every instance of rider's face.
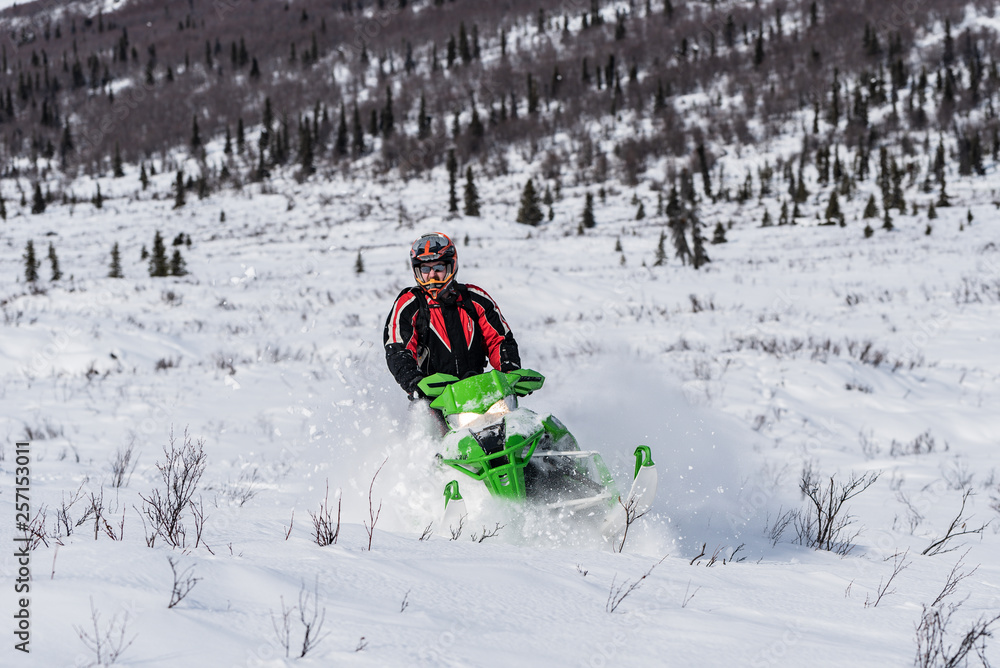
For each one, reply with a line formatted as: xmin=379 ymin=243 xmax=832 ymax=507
xmin=419 ymin=262 xmax=449 ymax=281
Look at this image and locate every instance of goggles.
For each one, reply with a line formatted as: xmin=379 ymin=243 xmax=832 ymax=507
xmin=418 ymin=263 xmax=450 ymax=276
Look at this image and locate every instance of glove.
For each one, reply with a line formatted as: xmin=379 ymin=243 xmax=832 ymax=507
xmin=403 ymin=375 xmax=425 ymax=399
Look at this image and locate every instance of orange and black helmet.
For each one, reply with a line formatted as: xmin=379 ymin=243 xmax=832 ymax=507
xmin=409 ymin=232 xmax=458 ymax=299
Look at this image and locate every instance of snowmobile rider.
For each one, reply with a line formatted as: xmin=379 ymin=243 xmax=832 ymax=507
xmin=383 ymin=232 xmax=521 ymax=398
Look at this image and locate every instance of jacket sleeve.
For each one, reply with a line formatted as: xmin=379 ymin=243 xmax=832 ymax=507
xmin=383 ymin=291 xmax=423 ymax=393
xmin=466 ymin=285 xmax=521 ymax=373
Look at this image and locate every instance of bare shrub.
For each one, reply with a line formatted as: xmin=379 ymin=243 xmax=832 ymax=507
xmin=891 ymin=430 xmax=941 ymax=457
xmin=138 ymin=429 xmax=208 ymax=549
xmin=364 ymin=458 xmax=387 ymax=551
xmin=794 ymin=463 xmax=880 ymax=555
xmin=271 ymin=579 xmax=328 ymax=658
xmin=110 ymin=437 xmax=139 ymax=489
xmin=922 ymin=489 xmax=988 ymax=556
xmin=74 ymin=597 xmax=136 ymax=667
xmin=470 ymin=523 xmax=504 ymax=543
xmin=309 ymin=481 xmax=340 ymax=547
xmin=914 ymin=553 xmax=1000 ymax=668
xmin=615 ymin=494 xmax=650 ymax=553
xmin=606 ymin=556 xmax=667 ymax=613
xmin=55 ymin=481 xmax=89 ymax=538
xmin=864 ymin=550 xmax=910 ymax=608
xmin=166 ymin=556 xmax=200 ymax=609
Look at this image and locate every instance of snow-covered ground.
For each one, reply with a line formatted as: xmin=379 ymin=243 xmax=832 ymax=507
xmin=2 ymin=158 xmax=999 ymax=666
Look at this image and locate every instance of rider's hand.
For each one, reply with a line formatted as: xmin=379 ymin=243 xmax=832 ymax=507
xmin=404 ymin=376 xmax=425 ymax=399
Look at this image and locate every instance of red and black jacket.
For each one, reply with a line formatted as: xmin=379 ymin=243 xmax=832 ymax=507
xmin=383 ymin=283 xmax=521 ymax=394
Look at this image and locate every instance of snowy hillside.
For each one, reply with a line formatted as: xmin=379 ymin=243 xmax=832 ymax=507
xmin=2 ymin=153 xmax=999 ymax=666
xmin=2 ymin=0 xmax=1000 ymax=665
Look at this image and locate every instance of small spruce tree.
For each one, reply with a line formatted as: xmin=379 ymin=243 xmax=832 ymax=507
xmin=24 ymin=240 xmax=40 ymax=282
xmin=47 ymin=242 xmax=62 ymax=281
xmin=354 ymin=250 xmax=364 ymax=274
xmin=516 ymin=179 xmax=544 ymax=226
xmin=109 ymin=242 xmax=123 ymax=278
xmin=863 ymin=223 xmax=874 ymax=238
xmin=174 ymin=170 xmax=186 ymax=209
xmin=31 ymin=183 xmax=46 ymax=214
xmin=824 ymin=191 xmax=843 ymax=225
xmin=140 ymin=163 xmax=149 ymax=190
xmin=863 ymin=194 xmax=878 ymax=218
xmin=711 ymin=222 xmax=728 ymax=244
xmin=882 ymin=207 xmax=894 ymax=231
xmin=581 ymin=191 xmax=596 ymax=229
xmin=635 ymin=201 xmax=645 ymax=220
xmin=927 ymin=201 xmax=937 ymax=219
xmin=691 ymin=219 xmax=710 ymax=269
xmin=447 ymin=149 xmax=459 ymax=213
xmin=93 ymin=183 xmax=104 ymax=209
xmin=149 ymin=231 xmax=169 ymax=277
xmin=113 ymin=142 xmax=124 ymax=177
xmin=170 ymin=249 xmax=188 ymax=276
xmin=463 ymin=167 xmax=480 ymax=216
xmin=653 ymin=230 xmax=667 ymax=266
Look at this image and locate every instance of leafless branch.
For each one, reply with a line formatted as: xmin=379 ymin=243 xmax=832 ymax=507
xmin=364 ymin=458 xmax=388 ymax=551
xmin=922 ymin=489 xmax=987 ymax=556
xmin=606 ymin=555 xmax=667 ymax=613
xmin=166 ymin=556 xmax=200 ymax=609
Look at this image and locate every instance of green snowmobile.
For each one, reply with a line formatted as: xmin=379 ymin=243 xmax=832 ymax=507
xmin=416 ymin=369 xmax=657 ymax=539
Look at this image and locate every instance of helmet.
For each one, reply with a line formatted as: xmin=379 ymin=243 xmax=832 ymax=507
xmin=410 ymin=232 xmax=457 ymax=299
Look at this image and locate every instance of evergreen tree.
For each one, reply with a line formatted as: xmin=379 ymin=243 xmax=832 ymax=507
xmin=237 ymin=117 xmax=245 ymax=153
xmin=527 ymin=73 xmax=539 ymax=114
xmin=24 ymin=240 xmax=39 ymax=283
xmin=299 ymin=120 xmax=314 ymax=175
xmin=517 ymin=179 xmax=544 ymax=226
xmin=47 ymin=242 xmax=61 ymax=281
xmin=169 ymin=249 xmax=188 ymax=276
xmin=463 ymin=166 xmax=480 ymax=216
xmin=174 ymin=170 xmax=185 ymax=208
xmin=190 ymin=115 xmax=201 ymax=149
xmin=761 ymin=209 xmax=773 ymax=227
xmin=882 ymin=207 xmax=894 ymax=231
xmin=113 ymin=142 xmax=124 ymax=177
xmin=108 ymin=242 xmax=123 ymax=278
xmin=712 ymin=222 xmax=728 ymax=244
xmin=653 ymin=230 xmax=667 ymax=266
xmin=446 ymin=149 xmax=459 ymax=213
xmin=93 ymin=183 xmax=103 ymax=209
xmin=824 ymin=190 xmax=843 ymax=224
xmin=0 ymin=192 xmax=5 ymax=220
xmin=458 ymin=22 xmax=472 ymax=64
xmin=691 ymin=219 xmax=710 ymax=269
xmin=669 ymin=215 xmax=692 ymax=265
xmin=381 ymin=86 xmax=394 ymax=137
xmin=863 ymin=194 xmax=878 ymax=218
xmin=335 ymin=103 xmax=348 ymax=156
xmin=863 ymin=223 xmax=874 ymax=238
xmin=149 ymin=230 xmax=169 ymax=277
xmin=635 ymin=201 xmax=645 ymax=220
xmin=140 ymin=163 xmax=149 ymax=190
xmin=696 ymin=143 xmax=712 ymax=197
xmin=927 ymin=201 xmax=937 ymax=219
xmin=352 ymin=102 xmax=364 ymax=156
xmin=354 ymin=250 xmax=364 ymax=274
xmin=417 ymin=94 xmax=431 ymax=140
xmin=31 ymin=182 xmax=46 ymax=214
xmin=581 ymin=191 xmax=596 ymax=229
